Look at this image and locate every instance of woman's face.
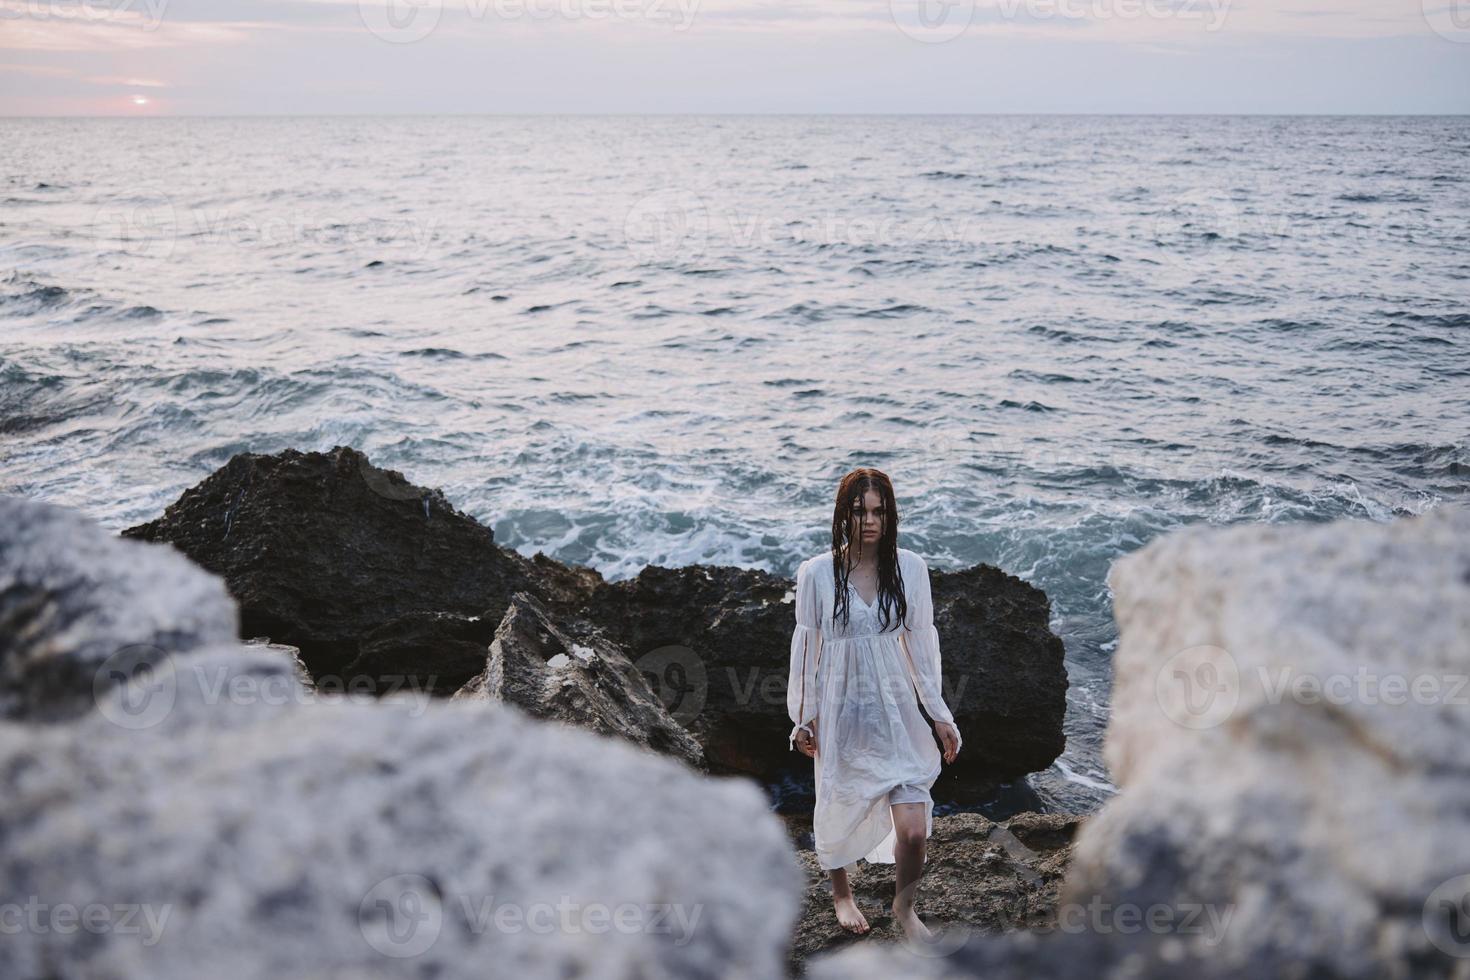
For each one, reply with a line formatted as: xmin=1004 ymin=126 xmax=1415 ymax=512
xmin=848 ymin=489 xmax=885 ymax=548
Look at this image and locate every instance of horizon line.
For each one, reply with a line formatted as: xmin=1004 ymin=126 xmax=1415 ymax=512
xmin=4 ymin=111 xmax=1469 ymax=120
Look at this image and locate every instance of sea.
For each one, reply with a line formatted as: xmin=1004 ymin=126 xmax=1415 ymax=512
xmin=2 ymin=115 xmax=1466 ymax=816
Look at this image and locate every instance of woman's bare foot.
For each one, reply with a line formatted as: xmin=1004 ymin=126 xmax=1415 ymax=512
xmin=893 ymin=902 xmax=932 ymax=942
xmin=834 ymin=894 xmax=870 ymax=934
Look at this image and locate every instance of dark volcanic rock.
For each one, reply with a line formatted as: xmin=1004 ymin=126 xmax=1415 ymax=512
xmin=122 ymin=447 xmax=600 ymax=677
xmin=574 ymin=560 xmax=1068 ymax=805
xmin=454 ymin=592 xmax=706 ymax=772
xmin=338 ymin=611 xmax=497 ymax=697
xmin=122 ymin=447 xmax=1066 ymax=801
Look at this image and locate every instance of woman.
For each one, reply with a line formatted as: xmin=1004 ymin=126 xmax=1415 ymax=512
xmin=787 ymin=468 xmax=963 ymax=941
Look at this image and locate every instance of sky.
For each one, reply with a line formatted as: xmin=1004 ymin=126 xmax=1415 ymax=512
xmin=0 ymin=0 xmax=1467 ymax=115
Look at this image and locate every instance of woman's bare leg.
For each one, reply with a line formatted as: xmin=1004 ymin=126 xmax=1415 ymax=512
xmin=828 ymin=866 xmax=869 ymax=933
xmin=890 ymin=802 xmax=933 ymax=941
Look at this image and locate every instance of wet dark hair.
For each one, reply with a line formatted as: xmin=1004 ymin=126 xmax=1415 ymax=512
xmin=828 ymin=468 xmax=909 ymax=632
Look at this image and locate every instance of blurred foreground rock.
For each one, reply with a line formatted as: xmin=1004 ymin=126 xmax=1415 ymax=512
xmin=0 ymin=495 xmax=802 ymax=980
xmin=0 ymin=495 xmax=238 ymax=722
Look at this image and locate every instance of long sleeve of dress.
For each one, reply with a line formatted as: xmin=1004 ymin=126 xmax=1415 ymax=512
xmin=787 ymin=557 xmax=824 ymax=752
xmin=900 ymin=555 xmax=959 ymax=731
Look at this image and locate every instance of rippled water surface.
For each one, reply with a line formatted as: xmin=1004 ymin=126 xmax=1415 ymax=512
xmin=3 ymin=115 xmax=1466 ymax=813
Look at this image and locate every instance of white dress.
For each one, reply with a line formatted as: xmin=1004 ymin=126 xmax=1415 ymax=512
xmin=786 ymin=547 xmax=963 ymax=874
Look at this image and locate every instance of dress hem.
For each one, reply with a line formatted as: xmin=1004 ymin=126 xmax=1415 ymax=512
xmin=814 ymin=763 xmax=943 ymax=872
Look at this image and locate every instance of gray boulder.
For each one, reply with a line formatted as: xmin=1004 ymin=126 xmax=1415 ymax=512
xmin=0 ymin=495 xmax=237 ymax=722
xmin=1065 ymin=503 xmax=1470 ymax=977
xmin=1 ymin=648 xmax=798 ymax=979
xmin=0 ymin=496 xmax=803 ymax=979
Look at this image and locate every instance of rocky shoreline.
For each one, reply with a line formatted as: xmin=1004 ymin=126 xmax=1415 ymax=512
xmin=121 ymin=446 xmax=1072 ymax=808
xmin=4 ymin=447 xmax=1462 ymax=977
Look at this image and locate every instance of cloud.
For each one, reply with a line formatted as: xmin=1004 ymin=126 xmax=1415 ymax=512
xmin=83 ymin=74 xmax=169 ymax=85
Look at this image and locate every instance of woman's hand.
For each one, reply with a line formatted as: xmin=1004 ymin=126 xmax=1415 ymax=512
xmin=796 ymin=719 xmax=818 ymax=758
xmin=935 ymin=721 xmax=961 ymax=764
